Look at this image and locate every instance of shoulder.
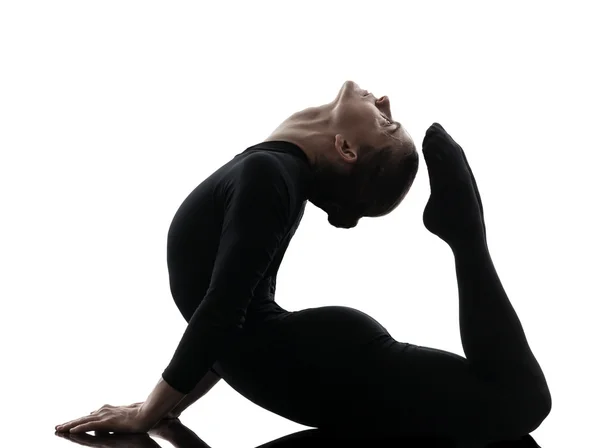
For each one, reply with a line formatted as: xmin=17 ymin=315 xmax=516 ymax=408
xmin=237 ymin=152 xmax=290 ymax=195
xmin=238 ymin=152 xmax=284 ymax=178
xmin=218 ymin=152 xmax=293 ymax=214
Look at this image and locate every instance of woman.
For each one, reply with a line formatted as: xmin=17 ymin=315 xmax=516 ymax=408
xmin=56 ymin=80 xmax=551 ymax=445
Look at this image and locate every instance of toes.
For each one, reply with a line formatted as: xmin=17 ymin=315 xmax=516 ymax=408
xmin=422 ymin=125 xmax=476 ymax=195
xmin=422 ymin=123 xmax=462 ymax=166
xmin=422 ymin=131 xmax=450 ymax=166
xmin=431 ymin=122 xmax=446 ymax=133
xmin=425 ymin=122 xmax=445 ymax=135
xmin=423 ymin=122 xmax=450 ymax=153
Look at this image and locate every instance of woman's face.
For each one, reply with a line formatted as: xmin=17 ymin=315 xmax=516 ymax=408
xmin=331 ymin=80 xmax=411 ymax=150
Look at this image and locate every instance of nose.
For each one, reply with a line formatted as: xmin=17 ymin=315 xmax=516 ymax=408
xmin=345 ymin=80 xmax=358 ymax=90
xmin=376 ymin=96 xmax=392 ymax=119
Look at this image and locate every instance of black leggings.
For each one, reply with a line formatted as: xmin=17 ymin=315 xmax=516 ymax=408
xmin=173 ymin=241 xmax=551 ymax=446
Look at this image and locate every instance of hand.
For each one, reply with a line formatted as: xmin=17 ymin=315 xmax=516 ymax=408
xmin=55 ymin=402 xmax=151 ymax=434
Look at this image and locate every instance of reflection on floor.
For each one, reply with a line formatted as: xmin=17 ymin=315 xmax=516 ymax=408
xmin=55 ymin=418 xmax=541 ymax=448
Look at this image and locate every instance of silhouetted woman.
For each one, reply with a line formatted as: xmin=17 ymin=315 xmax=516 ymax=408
xmin=56 ymin=80 xmax=551 ymax=446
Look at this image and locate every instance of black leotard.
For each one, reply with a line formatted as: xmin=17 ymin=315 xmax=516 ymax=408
xmin=162 ymin=141 xmax=312 ymax=393
xmin=162 ymin=140 xmax=551 ymax=446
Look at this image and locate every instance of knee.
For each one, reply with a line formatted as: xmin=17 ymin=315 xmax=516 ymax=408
xmin=531 ymin=390 xmax=552 ymax=430
xmin=540 ymin=388 xmax=552 ymax=418
xmin=510 ymin=390 xmax=552 ymax=437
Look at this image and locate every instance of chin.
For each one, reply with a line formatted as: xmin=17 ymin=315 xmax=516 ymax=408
xmin=327 ymin=212 xmax=360 ymax=229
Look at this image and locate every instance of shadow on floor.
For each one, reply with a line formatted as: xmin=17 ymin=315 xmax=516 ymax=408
xmin=55 ymin=419 xmax=540 ymax=448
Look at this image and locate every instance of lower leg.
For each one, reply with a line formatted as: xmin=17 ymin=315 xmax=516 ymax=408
xmin=452 ymin=236 xmax=549 ymax=395
xmin=422 ymin=123 xmax=551 ymax=407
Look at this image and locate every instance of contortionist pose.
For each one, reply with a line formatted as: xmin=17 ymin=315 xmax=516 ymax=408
xmin=56 ymin=80 xmax=552 ymax=446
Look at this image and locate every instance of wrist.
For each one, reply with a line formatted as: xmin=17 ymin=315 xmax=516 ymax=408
xmin=138 ymin=401 xmax=168 ymax=430
xmin=135 ymin=405 xmax=156 ymax=432
xmin=138 ymin=377 xmax=186 ymax=430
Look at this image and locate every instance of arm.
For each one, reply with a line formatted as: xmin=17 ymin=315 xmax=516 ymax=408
xmin=139 ymin=155 xmax=291 ymax=429
xmin=168 ymin=368 xmax=221 ymax=418
xmin=139 ymin=377 xmax=186 ymax=429
xmin=139 ymin=369 xmax=221 ymax=428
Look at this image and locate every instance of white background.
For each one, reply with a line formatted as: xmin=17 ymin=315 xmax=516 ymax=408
xmin=1 ymin=1 xmax=598 ymax=447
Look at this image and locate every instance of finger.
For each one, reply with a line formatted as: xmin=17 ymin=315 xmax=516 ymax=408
xmin=88 ymin=404 xmax=113 ymax=416
xmin=91 ymin=402 xmax=121 ymax=415
xmin=57 ymin=415 xmax=102 ymax=432
xmin=57 ymin=418 xmax=81 ymax=431
xmin=70 ymin=419 xmax=108 ymax=434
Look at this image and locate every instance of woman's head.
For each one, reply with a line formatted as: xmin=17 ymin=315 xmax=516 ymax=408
xmin=307 ymin=81 xmax=419 ymax=228
xmin=310 ymin=140 xmax=418 ymax=228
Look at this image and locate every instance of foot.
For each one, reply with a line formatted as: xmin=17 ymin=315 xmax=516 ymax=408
xmin=458 ymin=140 xmax=487 ymax=241
xmin=422 ymin=123 xmax=486 ymax=249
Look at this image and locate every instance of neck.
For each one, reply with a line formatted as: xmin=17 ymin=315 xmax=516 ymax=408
xmin=263 ymin=102 xmax=350 ymax=213
xmin=263 ymin=102 xmax=338 ymax=167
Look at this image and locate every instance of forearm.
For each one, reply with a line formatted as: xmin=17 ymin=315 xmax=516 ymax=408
xmin=170 ymin=368 xmax=221 ymax=416
xmin=138 ymin=376 xmax=186 ymax=429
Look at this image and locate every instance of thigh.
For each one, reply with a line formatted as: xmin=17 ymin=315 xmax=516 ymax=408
xmin=215 ymin=306 xmax=392 ymax=426
xmin=358 ymin=342 xmax=525 ymax=443
xmin=216 ymin=306 xmax=523 ymax=444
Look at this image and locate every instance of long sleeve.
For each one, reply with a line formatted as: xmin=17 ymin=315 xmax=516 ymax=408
xmin=162 ymin=154 xmax=292 ymax=394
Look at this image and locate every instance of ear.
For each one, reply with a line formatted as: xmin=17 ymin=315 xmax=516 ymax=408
xmin=334 ymin=134 xmax=358 ymax=164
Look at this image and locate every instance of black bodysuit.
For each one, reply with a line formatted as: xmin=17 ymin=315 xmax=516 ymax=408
xmin=162 ymin=141 xmax=311 ymax=392
xmin=161 ymin=140 xmax=551 ymax=446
